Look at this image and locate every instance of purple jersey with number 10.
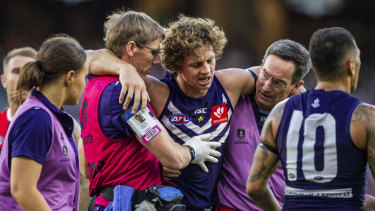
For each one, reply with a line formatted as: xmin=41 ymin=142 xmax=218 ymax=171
xmin=276 ymin=89 xmax=366 ymax=210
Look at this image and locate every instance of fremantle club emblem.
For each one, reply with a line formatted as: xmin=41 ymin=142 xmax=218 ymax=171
xmin=63 ymin=145 xmax=68 ymax=156
xmin=237 ymin=128 xmax=245 ymax=139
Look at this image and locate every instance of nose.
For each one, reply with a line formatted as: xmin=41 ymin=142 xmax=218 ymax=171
xmin=262 ymin=78 xmax=273 ymax=91
xmin=152 ymin=54 xmax=161 ymax=65
xmin=201 ymin=62 xmax=210 ymax=74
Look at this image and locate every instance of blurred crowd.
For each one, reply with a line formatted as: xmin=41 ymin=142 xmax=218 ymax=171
xmin=1 ymin=0 xmax=375 ymax=118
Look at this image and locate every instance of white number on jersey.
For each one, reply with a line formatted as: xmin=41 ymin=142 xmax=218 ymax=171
xmin=286 ymin=111 xmax=338 ymax=183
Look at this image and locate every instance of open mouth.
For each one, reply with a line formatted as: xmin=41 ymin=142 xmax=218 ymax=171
xmin=198 ymin=76 xmax=211 ymax=86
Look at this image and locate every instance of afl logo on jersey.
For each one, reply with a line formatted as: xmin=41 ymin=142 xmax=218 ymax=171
xmin=169 ymin=113 xmax=191 ymax=125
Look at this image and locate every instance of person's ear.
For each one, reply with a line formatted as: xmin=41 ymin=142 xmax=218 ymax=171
xmin=125 ymin=41 xmax=137 ymax=57
xmin=1 ymin=74 xmax=6 ymax=89
xmin=288 ymin=80 xmax=305 ymax=97
xmin=347 ymin=59 xmax=356 ymax=76
xmin=65 ymin=70 xmax=75 ymax=87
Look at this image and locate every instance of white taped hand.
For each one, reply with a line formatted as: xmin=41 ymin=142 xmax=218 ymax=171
xmin=183 ymin=134 xmax=222 ymax=173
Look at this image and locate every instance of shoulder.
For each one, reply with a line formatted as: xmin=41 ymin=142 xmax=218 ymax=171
xmin=215 ymin=68 xmax=256 ymax=96
xmin=13 ymin=107 xmax=51 ymax=130
xmin=352 ymin=103 xmax=375 ymax=127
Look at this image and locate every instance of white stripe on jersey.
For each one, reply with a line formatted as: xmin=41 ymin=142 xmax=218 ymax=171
xmin=162 ymin=100 xmax=232 ymax=143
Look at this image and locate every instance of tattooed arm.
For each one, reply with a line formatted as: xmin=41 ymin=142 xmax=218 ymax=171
xmin=351 ymin=103 xmax=375 ymax=210
xmin=351 ymin=103 xmax=375 ymax=178
xmin=365 ymin=104 xmax=375 ymax=180
xmin=246 ymin=100 xmax=286 ymax=211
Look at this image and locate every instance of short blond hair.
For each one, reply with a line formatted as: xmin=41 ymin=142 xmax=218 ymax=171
xmin=104 ymin=10 xmax=165 ymax=58
xmin=2 ymin=47 xmax=37 ymax=75
xmin=161 ymin=15 xmax=227 ymax=73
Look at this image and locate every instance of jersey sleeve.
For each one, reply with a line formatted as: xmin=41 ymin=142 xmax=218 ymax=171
xmin=10 ymin=107 xmax=52 ymax=164
xmin=106 ymin=82 xmax=134 ymax=136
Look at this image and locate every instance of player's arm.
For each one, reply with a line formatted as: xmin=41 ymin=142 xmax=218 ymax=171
xmin=215 ymin=68 xmax=256 ymax=107
xmin=361 ymin=103 xmax=375 ymax=179
xmin=120 ymin=106 xmax=221 ymax=172
xmin=351 ymin=103 xmax=375 ymax=178
xmin=138 ymin=122 xmax=221 ymax=172
xmin=246 ymin=99 xmax=286 ymax=211
xmin=86 ymin=49 xmax=148 ymax=114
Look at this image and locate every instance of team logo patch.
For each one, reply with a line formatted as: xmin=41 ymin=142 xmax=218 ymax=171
xmin=63 ymin=145 xmax=68 ymax=156
xmin=237 ymin=128 xmax=245 ymax=139
xmin=80 ymin=99 xmax=88 ymax=130
xmin=169 ymin=113 xmax=191 ymax=125
xmin=210 ymin=102 xmax=228 ymax=125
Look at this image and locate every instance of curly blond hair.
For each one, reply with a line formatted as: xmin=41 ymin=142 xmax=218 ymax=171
xmin=161 ymin=15 xmax=227 ymax=73
xmin=104 ymin=10 xmax=164 ymax=58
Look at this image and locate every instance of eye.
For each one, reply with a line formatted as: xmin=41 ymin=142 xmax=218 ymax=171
xmin=12 ymin=68 xmax=21 ymax=74
xmin=272 ymin=79 xmax=286 ymax=88
xmin=192 ymin=63 xmax=202 ymax=68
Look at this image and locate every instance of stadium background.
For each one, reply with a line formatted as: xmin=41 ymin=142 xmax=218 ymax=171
xmin=1 ymin=0 xmax=375 ymax=120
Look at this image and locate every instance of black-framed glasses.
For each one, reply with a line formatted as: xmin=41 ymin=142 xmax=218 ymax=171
xmin=260 ymin=68 xmax=289 ymax=89
xmin=136 ymin=43 xmax=161 ymax=57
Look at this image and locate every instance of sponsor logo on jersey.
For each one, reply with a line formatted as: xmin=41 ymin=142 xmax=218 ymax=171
xmin=80 ymin=99 xmax=88 ymax=129
xmin=193 ymin=108 xmax=207 ymax=115
xmin=169 ymin=113 xmax=191 ymax=125
xmin=210 ymin=102 xmax=228 ymax=125
xmin=237 ymin=128 xmax=245 ymax=139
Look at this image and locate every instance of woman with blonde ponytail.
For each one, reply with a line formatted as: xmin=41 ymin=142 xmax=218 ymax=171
xmin=0 ymin=35 xmax=88 ymax=211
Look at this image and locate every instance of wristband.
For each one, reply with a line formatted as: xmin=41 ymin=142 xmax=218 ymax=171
xmin=185 ymin=145 xmax=195 ymax=163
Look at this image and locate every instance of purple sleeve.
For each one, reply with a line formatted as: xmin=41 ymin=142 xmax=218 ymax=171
xmin=99 ymin=81 xmax=133 ymax=139
xmin=10 ymin=108 xmax=52 ymax=164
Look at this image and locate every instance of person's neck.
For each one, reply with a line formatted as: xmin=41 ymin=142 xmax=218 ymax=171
xmin=39 ymin=83 xmax=65 ymax=109
xmin=176 ymin=75 xmax=208 ymax=98
xmin=315 ymin=79 xmax=350 ymax=93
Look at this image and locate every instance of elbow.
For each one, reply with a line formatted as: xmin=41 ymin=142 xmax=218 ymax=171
xmin=10 ymin=182 xmax=24 ymax=202
xmin=246 ymin=182 xmax=263 ymax=201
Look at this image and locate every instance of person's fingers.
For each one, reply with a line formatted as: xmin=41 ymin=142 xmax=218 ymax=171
xmin=132 ymin=88 xmax=141 ymax=114
xmin=123 ymin=86 xmax=134 ymax=111
xmin=119 ymin=83 xmax=128 ymax=105
xmin=205 ymin=156 xmax=219 ymax=163
xmin=198 ymin=163 xmax=209 ymax=173
xmin=197 ymin=133 xmax=211 ymax=141
xmin=208 ymin=142 xmax=221 ymax=149
xmin=141 ymin=89 xmax=149 ymax=112
xmin=209 ymin=149 xmax=221 ymax=158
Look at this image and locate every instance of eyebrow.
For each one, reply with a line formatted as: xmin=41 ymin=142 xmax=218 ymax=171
xmin=263 ymin=68 xmax=288 ymax=85
xmin=11 ymin=67 xmax=21 ymax=74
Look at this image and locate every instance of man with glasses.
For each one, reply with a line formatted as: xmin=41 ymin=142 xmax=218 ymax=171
xmin=247 ymin=27 xmax=375 ymax=210
xmin=216 ymin=39 xmax=310 ymax=211
xmin=81 ymin=10 xmax=222 ymax=211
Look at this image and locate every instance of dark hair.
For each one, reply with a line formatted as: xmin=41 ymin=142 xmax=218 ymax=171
xmin=309 ymin=27 xmax=357 ymax=78
xmin=263 ymin=39 xmax=311 ymax=84
xmin=16 ymin=35 xmax=86 ymax=106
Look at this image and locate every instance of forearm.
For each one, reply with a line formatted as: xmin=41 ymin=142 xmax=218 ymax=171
xmin=86 ymin=49 xmax=133 ymax=76
xmin=146 ymin=129 xmax=191 ymax=170
xmin=249 ymin=185 xmax=281 ymax=211
xmin=12 ymin=187 xmax=51 ymax=211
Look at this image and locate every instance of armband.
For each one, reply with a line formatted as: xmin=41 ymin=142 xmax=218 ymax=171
xmin=259 ymin=142 xmax=279 ymax=155
xmin=185 ymin=145 xmax=195 ymax=163
xmin=121 ymin=105 xmax=161 ymax=144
